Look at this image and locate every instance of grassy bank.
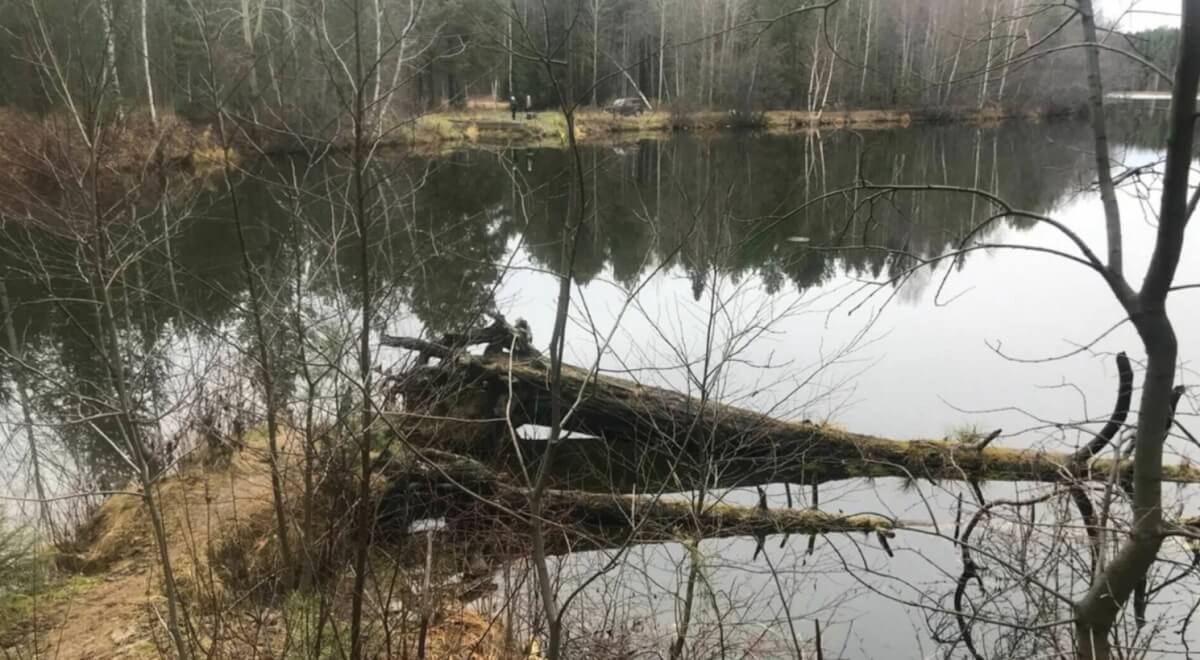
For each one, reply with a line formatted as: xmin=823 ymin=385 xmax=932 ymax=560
xmin=396 ymin=105 xmax=1057 ymax=151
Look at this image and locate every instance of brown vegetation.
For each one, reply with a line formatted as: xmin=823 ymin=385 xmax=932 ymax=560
xmin=390 ymin=105 xmax=1065 ymax=152
xmin=0 ymin=109 xmax=226 ymax=221
xmin=0 ymin=434 xmax=511 ymax=660
xmin=0 ymin=105 xmax=1057 ymax=188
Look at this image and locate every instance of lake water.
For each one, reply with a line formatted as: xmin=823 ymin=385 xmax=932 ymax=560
xmin=3 ymin=110 xmax=1199 ymax=657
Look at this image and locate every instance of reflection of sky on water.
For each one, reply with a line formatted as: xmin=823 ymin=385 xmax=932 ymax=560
xmin=469 ymin=146 xmax=1200 ymax=657
xmin=490 ymin=147 xmax=1199 ymax=446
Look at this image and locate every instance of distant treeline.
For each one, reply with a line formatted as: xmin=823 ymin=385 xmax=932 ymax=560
xmin=0 ymin=0 xmax=1179 ymax=124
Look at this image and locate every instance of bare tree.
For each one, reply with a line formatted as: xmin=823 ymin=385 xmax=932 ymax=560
xmin=140 ymin=0 xmax=157 ymax=126
xmin=1071 ymin=1 xmax=1200 ymax=657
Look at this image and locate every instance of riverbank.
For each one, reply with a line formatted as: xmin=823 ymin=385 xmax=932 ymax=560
xmin=0 ymin=433 xmax=512 ymax=659
xmin=394 ymin=105 xmax=1065 ymax=152
xmin=0 ymin=104 xmax=1072 ymax=201
xmin=0 ymin=108 xmax=229 ymax=218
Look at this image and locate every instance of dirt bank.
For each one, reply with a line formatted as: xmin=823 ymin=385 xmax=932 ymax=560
xmin=0 ymin=434 xmax=510 ymax=659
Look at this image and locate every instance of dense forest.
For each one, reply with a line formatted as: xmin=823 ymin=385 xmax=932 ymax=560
xmin=0 ymin=0 xmax=1181 ymax=126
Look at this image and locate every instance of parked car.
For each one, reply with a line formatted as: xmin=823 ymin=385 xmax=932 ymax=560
xmin=606 ymin=97 xmax=647 ymax=116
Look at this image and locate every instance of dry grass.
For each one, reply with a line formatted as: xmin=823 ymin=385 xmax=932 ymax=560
xmin=0 ymin=108 xmax=224 ymax=174
xmin=0 ymin=433 xmax=517 ymax=659
xmin=0 ymin=434 xmax=288 ymax=658
xmin=465 ymin=96 xmax=508 ymax=111
xmin=424 ymin=606 xmax=510 ymax=660
xmin=374 ymin=105 xmax=1037 ymax=154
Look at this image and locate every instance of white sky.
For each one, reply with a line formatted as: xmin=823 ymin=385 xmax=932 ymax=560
xmin=1101 ymin=0 xmax=1181 ymax=31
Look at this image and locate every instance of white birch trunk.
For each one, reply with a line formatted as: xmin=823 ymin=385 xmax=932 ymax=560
xmin=240 ymin=0 xmax=258 ymax=96
xmin=101 ymin=0 xmax=122 ymax=100
xmin=592 ymin=0 xmax=600 ymax=106
xmin=858 ymin=0 xmax=873 ymax=98
xmin=140 ymin=0 xmax=156 ymax=124
xmin=977 ymin=0 xmax=1000 ymax=109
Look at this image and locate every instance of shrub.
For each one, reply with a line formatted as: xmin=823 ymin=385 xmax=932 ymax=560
xmin=0 ymin=516 xmax=38 ymax=599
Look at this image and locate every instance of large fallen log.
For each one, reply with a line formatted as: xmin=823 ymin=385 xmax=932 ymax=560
xmin=385 ymin=349 xmax=1200 ymax=493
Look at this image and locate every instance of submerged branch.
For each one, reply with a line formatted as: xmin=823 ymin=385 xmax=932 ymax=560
xmin=374 ymin=449 xmax=896 ymax=557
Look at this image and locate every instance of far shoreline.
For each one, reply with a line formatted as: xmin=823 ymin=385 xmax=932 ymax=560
xmin=384 ymin=105 xmax=1082 ymax=153
xmin=0 ymin=104 xmax=1086 ymax=181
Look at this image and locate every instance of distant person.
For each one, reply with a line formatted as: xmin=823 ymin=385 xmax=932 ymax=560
xmin=509 ymin=96 xmax=517 ymax=120
xmin=525 ymin=94 xmax=534 ymax=119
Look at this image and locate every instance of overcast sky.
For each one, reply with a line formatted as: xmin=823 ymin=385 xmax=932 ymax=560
xmin=1101 ymin=0 xmax=1180 ymax=31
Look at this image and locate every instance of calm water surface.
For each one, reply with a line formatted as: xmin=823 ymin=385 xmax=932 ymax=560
xmin=3 ymin=114 xmax=1198 ymax=657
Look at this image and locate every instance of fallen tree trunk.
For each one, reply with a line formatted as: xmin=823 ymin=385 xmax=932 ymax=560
xmin=373 ymin=449 xmax=895 ymax=559
xmin=386 ymin=351 xmax=1200 ymax=493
